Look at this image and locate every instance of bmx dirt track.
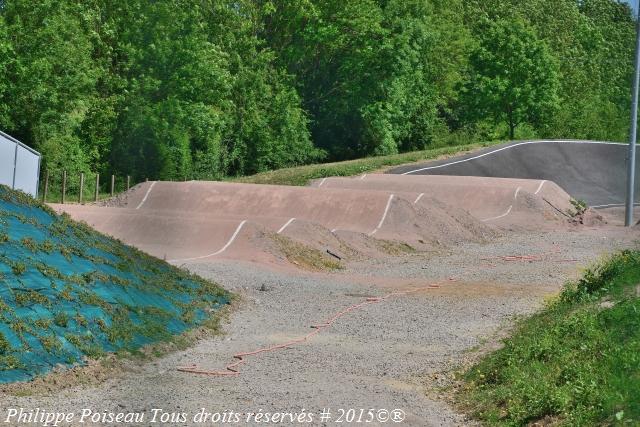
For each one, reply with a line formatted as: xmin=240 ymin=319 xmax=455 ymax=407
xmin=7 ymin=140 xmax=640 ymax=426
xmin=52 ymin=180 xmax=500 ymax=266
xmin=51 ymin=141 xmax=632 ymax=269
xmin=52 ymin=170 xmax=582 ymax=267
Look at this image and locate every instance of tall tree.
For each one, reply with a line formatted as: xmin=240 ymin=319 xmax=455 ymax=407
xmin=0 ymin=14 xmax=11 ymax=130
xmin=76 ymin=0 xmax=321 ymax=180
xmin=258 ymin=0 xmax=469 ymax=158
xmin=462 ymin=19 xmax=560 ymax=139
xmin=2 ymin=0 xmax=99 ymax=176
xmin=0 ymin=0 xmax=636 ymax=180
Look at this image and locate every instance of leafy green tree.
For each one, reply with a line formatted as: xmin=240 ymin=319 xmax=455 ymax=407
xmin=1 ymin=0 xmax=100 ymax=178
xmin=0 ymin=15 xmax=11 ymax=129
xmin=107 ymin=0 xmax=319 ymax=179
xmin=463 ymin=0 xmax=635 ymax=141
xmin=376 ymin=0 xmax=471 ymax=152
xmin=462 ymin=19 xmax=560 ymax=140
xmin=258 ymin=0 xmax=469 ymax=158
xmin=108 ymin=0 xmax=231 ymax=180
xmin=0 ymin=0 xmax=636 ymax=180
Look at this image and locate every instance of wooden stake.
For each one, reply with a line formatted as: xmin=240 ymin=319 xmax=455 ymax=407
xmin=95 ymin=173 xmax=100 ymax=202
xmin=61 ymin=171 xmax=67 ymax=204
xmin=126 ymin=175 xmax=130 ymax=191
xmin=79 ymin=172 xmax=84 ymax=204
xmin=43 ymin=170 xmax=49 ymax=202
xmin=110 ymin=174 xmax=115 ymax=197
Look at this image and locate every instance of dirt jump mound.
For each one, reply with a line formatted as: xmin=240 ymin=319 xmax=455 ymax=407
xmin=56 ymin=181 xmax=494 ymax=268
xmin=57 ymin=141 xmax=618 ymax=269
xmin=314 ymin=174 xmax=578 ymax=230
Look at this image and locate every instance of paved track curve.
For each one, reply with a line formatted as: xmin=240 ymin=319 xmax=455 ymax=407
xmin=388 ymin=140 xmax=640 ymax=208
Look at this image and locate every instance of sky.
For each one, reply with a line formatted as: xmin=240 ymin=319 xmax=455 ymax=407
xmin=624 ymin=0 xmax=638 ymax=13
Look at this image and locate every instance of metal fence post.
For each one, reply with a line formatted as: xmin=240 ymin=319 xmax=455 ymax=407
xmin=110 ymin=174 xmax=115 ymax=197
xmin=43 ymin=170 xmax=49 ymax=202
xmin=11 ymin=140 xmax=18 ymax=190
xmin=95 ymin=173 xmax=100 ymax=202
xmin=61 ymin=171 xmax=67 ymax=204
xmin=79 ymin=172 xmax=84 ymax=204
xmin=627 ymin=9 xmax=640 ymax=226
xmin=127 ymin=175 xmax=130 ymax=191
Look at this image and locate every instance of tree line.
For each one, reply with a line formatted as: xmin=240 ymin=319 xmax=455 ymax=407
xmin=0 ymin=0 xmax=635 ymax=181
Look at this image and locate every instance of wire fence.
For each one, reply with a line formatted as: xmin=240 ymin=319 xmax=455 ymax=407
xmin=39 ymin=170 xmax=142 ymax=204
xmin=0 ymin=130 xmax=41 ymax=197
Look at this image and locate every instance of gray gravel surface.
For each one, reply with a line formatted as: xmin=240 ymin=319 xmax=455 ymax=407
xmin=0 ymin=228 xmax=636 ymax=427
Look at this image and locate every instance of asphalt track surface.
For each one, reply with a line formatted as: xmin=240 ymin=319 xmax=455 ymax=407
xmin=388 ymin=140 xmax=640 ymax=208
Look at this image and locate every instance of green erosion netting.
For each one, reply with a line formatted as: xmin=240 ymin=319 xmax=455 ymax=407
xmin=0 ymin=185 xmax=230 ymax=383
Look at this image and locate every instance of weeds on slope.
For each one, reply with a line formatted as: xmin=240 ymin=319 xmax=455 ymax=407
xmin=0 ymin=185 xmax=231 ymax=383
xmin=459 ymin=250 xmax=640 ymax=426
xmin=273 ymin=235 xmax=343 ymax=271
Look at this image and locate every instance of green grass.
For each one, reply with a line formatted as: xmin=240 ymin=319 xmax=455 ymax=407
xmin=42 ymin=190 xmax=122 ymax=205
xmin=39 ymin=171 xmax=134 ymax=204
xmin=459 ymin=250 xmax=640 ymax=426
xmin=231 ymin=141 xmax=503 ymax=186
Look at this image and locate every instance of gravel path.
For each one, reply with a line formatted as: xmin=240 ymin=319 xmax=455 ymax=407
xmin=0 ymin=227 xmax=636 ymax=426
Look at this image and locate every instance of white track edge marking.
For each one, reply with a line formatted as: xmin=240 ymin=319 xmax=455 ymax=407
xmin=168 ymin=220 xmax=247 ymax=262
xmin=514 ymin=186 xmax=522 ymax=200
xmin=277 ymin=218 xmax=296 ymax=234
xmin=413 ymin=193 xmax=425 ymax=204
xmin=534 ymin=180 xmax=547 ymax=195
xmin=482 ymin=205 xmax=513 ymax=222
xmin=318 ymin=178 xmax=328 ymax=187
xmin=135 ymin=181 xmax=157 ymax=209
xmin=369 ymin=195 xmax=394 ymax=235
xmin=513 ymin=187 xmax=522 ymax=200
xmin=482 ymin=186 xmax=521 ymax=222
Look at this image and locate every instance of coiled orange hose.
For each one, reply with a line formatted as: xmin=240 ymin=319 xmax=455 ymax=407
xmin=177 ymin=279 xmax=456 ymax=377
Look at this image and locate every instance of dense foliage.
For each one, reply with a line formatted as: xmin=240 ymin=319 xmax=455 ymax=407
xmin=0 ymin=0 xmax=635 ymax=180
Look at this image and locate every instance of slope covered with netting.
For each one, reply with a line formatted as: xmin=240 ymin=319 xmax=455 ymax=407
xmin=0 ymin=185 xmax=230 ymax=383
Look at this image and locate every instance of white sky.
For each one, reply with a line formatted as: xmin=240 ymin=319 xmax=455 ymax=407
xmin=624 ymin=0 xmax=638 ymax=13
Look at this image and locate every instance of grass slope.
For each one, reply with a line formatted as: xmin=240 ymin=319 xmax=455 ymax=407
xmin=0 ymin=185 xmax=230 ymax=383
xmin=231 ymin=141 xmax=502 ymax=186
xmin=460 ymin=250 xmax=640 ymax=426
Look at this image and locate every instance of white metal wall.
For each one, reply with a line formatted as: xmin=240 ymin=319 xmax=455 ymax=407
xmin=0 ymin=131 xmax=41 ymax=197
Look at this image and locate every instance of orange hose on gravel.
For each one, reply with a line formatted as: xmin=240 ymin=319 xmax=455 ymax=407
xmin=177 ymin=278 xmax=456 ymax=377
xmin=480 ymin=245 xmax=566 ymax=263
